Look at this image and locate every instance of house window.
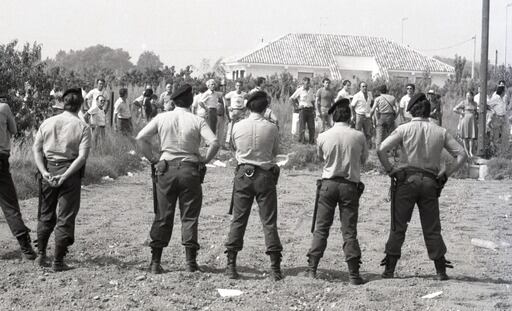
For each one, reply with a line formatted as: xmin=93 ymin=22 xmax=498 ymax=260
xmin=298 ymin=72 xmax=314 ymax=81
xmin=232 ymin=71 xmax=237 ymax=80
xmin=240 ymin=70 xmax=245 ymax=78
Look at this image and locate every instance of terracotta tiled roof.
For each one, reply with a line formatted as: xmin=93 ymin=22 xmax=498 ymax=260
xmin=235 ymin=33 xmax=454 ymax=76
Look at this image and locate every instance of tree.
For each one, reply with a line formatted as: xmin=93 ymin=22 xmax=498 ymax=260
xmin=136 ymin=51 xmax=163 ymax=70
xmin=454 ymin=54 xmax=467 ymax=83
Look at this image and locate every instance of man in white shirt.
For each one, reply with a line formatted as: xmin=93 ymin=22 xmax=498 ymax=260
xmin=85 ymin=78 xmax=109 ymax=114
xmin=159 ymin=83 xmax=174 ymax=111
xmin=114 ymin=88 xmax=132 ymax=135
xmin=335 ymin=80 xmax=352 ymax=102
xmin=199 ymin=79 xmax=224 ymax=135
xmin=85 ymin=95 xmax=106 ymax=147
xmin=398 ymin=83 xmax=415 ymax=124
xmin=488 ymin=86 xmax=510 ymax=155
xmin=225 ymin=80 xmax=247 ymax=145
xmin=350 ymin=81 xmax=373 ymax=147
xmin=290 ymin=77 xmax=316 ymax=144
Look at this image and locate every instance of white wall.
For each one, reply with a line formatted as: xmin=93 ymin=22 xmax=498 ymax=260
xmin=225 ymin=63 xmax=329 ymax=79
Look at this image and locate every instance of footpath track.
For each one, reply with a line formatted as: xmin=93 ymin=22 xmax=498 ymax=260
xmin=0 ymin=167 xmax=511 ymax=310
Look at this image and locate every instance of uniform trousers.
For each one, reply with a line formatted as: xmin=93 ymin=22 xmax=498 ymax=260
xmin=207 ymin=108 xmax=218 ymax=134
xmin=375 ymin=113 xmax=396 ymax=148
xmin=150 ymin=161 xmax=202 ymax=250
xmin=385 ymin=170 xmax=447 ymax=260
xmin=225 ymin=165 xmax=283 ymax=254
xmin=38 ymin=162 xmax=82 ymax=247
xmin=298 ymin=107 xmax=315 ymax=144
xmin=355 ymin=114 xmax=372 ymax=146
xmin=0 ymin=155 xmax=31 ymax=238
xmin=307 ymin=179 xmax=361 ymax=261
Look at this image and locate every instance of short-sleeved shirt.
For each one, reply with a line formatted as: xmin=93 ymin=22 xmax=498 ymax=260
xmin=316 ymin=88 xmax=335 ymax=109
xmin=136 ymin=107 xmax=217 ymax=163
xmin=225 ymin=91 xmax=247 ymax=109
xmin=192 ymin=94 xmax=207 ymax=118
xmin=290 ymin=87 xmax=315 ymax=108
xmin=232 ymin=113 xmax=279 ymax=170
xmin=317 ymin=122 xmax=368 ymax=183
xmin=34 ymin=111 xmax=92 ymax=162
xmin=399 ymin=94 xmax=413 ymax=119
xmin=350 ymin=91 xmax=373 ymax=116
xmin=199 ymin=89 xmax=223 ymax=109
xmin=374 ymin=94 xmax=396 ymax=114
xmin=384 ymin=118 xmax=465 ymax=175
xmin=336 ymin=88 xmax=351 ymax=101
xmin=86 ymin=88 xmax=108 ymax=109
xmin=87 ymin=105 xmax=106 ymax=127
xmin=0 ymin=103 xmax=17 ymax=155
xmin=488 ymin=94 xmax=507 ymax=116
xmin=114 ymin=98 xmax=131 ymax=119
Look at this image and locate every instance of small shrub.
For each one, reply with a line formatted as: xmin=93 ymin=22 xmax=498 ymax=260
xmin=487 ymin=158 xmax=512 ymax=180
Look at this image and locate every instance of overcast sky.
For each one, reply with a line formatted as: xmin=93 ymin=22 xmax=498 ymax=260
xmin=0 ymin=0 xmax=509 ymax=70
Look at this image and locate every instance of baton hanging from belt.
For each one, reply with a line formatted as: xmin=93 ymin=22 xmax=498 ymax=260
xmin=311 ymin=179 xmax=322 ymax=233
xmin=390 ymin=176 xmax=397 ymax=231
xmin=151 ymin=164 xmax=158 ymax=214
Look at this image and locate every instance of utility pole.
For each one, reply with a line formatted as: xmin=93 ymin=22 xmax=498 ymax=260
xmin=401 ymin=17 xmax=408 ymax=44
xmin=478 ymin=0 xmax=490 ymax=157
xmin=472 ymin=35 xmax=476 ymax=79
xmin=495 ymin=50 xmax=498 ymax=75
xmin=506 ymin=3 xmax=512 ymax=67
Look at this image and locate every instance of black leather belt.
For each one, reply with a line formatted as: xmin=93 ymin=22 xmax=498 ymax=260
xmin=403 ymin=167 xmax=437 ymax=180
xmin=47 ymin=159 xmax=75 ymax=166
xmin=162 ymin=160 xmax=199 ymax=168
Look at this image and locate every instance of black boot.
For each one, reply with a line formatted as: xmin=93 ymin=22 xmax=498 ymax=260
xmin=185 ymin=248 xmax=201 ymax=272
xmin=269 ymin=252 xmax=284 ymax=281
xmin=226 ymin=251 xmax=239 ymax=279
xmin=35 ymin=235 xmax=50 ymax=267
xmin=433 ymin=256 xmax=453 ymax=281
xmin=149 ymin=247 xmax=163 ymax=274
xmin=52 ymin=244 xmax=71 ymax=272
xmin=380 ymin=254 xmax=399 ymax=279
xmin=347 ymin=257 xmax=365 ymax=285
xmin=307 ymin=255 xmax=320 ymax=278
xmin=17 ymin=233 xmax=36 ymax=261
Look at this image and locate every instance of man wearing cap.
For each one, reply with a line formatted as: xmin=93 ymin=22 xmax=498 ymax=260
xmin=377 ymin=93 xmax=466 ymax=281
xmin=290 ymin=77 xmax=316 ymax=144
xmin=33 ymin=88 xmax=92 ymax=271
xmin=398 ymin=84 xmax=415 ymax=124
xmin=306 ymin=98 xmax=368 ymax=285
xmin=224 ymin=91 xmax=283 ymax=281
xmin=370 ymin=85 xmax=397 ymax=148
xmin=350 ymin=82 xmax=373 ymax=147
xmin=427 ymin=90 xmax=442 ymax=126
xmin=0 ymin=93 xmax=37 ymax=261
xmin=136 ymin=84 xmax=220 ymax=274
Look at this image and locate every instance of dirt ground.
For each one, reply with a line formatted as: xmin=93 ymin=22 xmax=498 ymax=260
xmin=0 ymin=163 xmax=511 ymax=311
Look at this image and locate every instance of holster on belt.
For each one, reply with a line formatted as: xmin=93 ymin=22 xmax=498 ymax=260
xmin=311 ymin=179 xmax=322 ymax=233
xmin=389 ymin=169 xmax=405 ymax=232
xmin=198 ymin=163 xmax=207 ymax=184
xmin=150 ymin=163 xmax=159 ymax=214
xmin=270 ymin=165 xmax=280 ymax=185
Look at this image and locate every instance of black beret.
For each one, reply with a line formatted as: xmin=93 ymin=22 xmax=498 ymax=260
xmin=170 ymin=84 xmax=192 ymax=101
xmin=62 ymin=88 xmax=83 ymax=99
xmin=328 ymin=98 xmax=350 ymax=115
xmin=246 ymin=91 xmax=268 ymax=110
xmin=406 ymin=92 xmax=427 ymax=112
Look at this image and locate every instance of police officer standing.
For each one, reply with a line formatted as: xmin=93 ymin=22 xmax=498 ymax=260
xmin=224 ymin=91 xmax=283 ymax=281
xmin=377 ymin=93 xmax=466 ymax=280
xmin=136 ymin=84 xmax=219 ymax=274
xmin=33 ymin=88 xmax=92 ymax=271
xmin=306 ymin=98 xmax=368 ymax=285
xmin=0 ymin=93 xmax=37 ymax=260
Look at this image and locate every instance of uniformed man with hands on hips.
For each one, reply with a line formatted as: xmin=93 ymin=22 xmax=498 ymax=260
xmin=33 ymin=88 xmax=92 ymax=271
xmin=377 ymin=93 xmax=466 ymax=281
xmin=136 ymin=84 xmax=219 ymax=274
xmin=224 ymin=91 xmax=283 ymax=281
xmin=0 ymin=92 xmax=37 ymax=261
xmin=306 ymin=98 xmax=368 ymax=285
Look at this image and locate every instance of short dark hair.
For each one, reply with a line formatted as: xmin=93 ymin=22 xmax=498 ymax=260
xmin=332 ymin=100 xmax=351 ymax=123
xmin=498 ymin=79 xmax=506 ymax=85
xmin=409 ymin=99 xmax=430 ymax=118
xmin=256 ymin=77 xmax=266 ymax=87
xmin=302 ymin=77 xmax=311 ymax=83
xmin=406 ymin=83 xmax=415 ymax=91
xmin=63 ymin=92 xmax=83 ymax=113
xmin=97 ymin=78 xmax=106 ymax=84
xmin=342 ymin=80 xmax=351 ymax=86
xmin=143 ymin=89 xmax=153 ymax=97
xmin=379 ymin=85 xmax=388 ymax=94
xmin=119 ymin=88 xmax=128 ymax=97
xmin=322 ymin=78 xmax=330 ymax=83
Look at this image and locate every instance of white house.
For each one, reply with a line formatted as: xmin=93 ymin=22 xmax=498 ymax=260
xmin=224 ymin=33 xmax=454 ymax=86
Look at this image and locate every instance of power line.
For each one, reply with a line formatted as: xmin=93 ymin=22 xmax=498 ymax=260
xmin=418 ymin=37 xmax=475 ymax=52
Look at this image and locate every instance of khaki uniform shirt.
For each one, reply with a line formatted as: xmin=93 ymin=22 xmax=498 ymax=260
xmin=34 ymin=111 xmax=92 ymax=162
xmin=374 ymin=94 xmax=396 ymax=114
xmin=232 ymin=113 xmax=279 ymax=170
xmin=385 ymin=117 xmax=465 ymax=174
xmin=0 ymin=103 xmax=17 ymax=156
xmin=317 ymin=122 xmax=368 ymax=183
xmin=136 ymin=107 xmax=217 ymax=163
